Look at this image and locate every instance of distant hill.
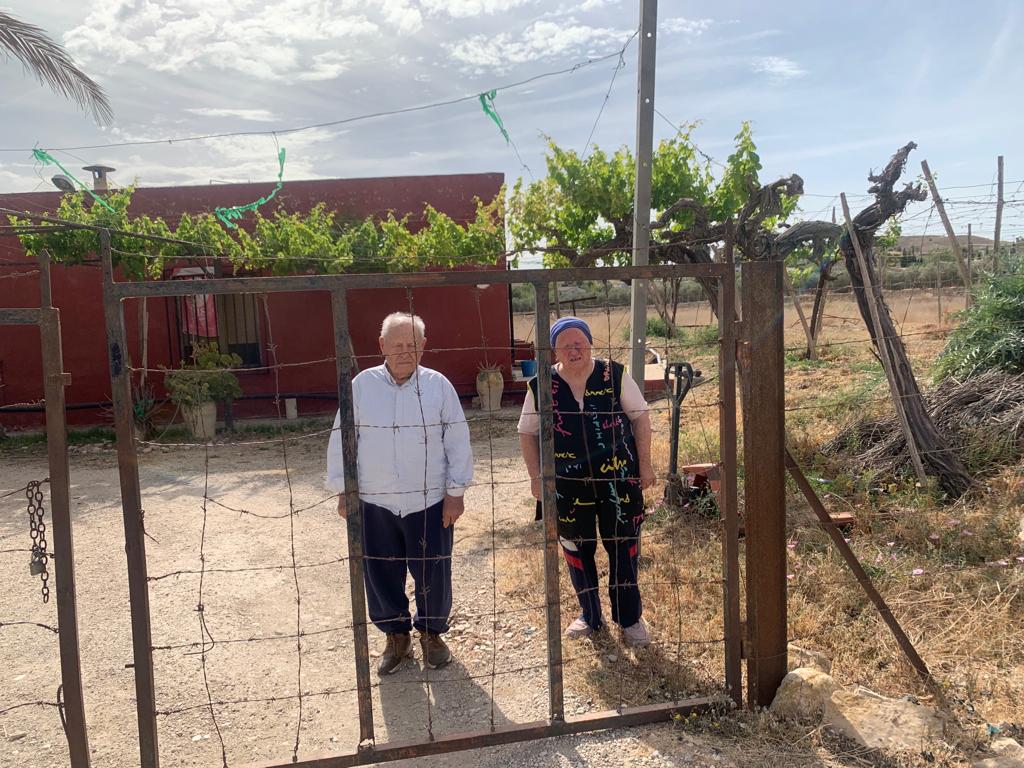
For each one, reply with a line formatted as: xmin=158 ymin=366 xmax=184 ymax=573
xmin=896 ymin=234 xmax=994 ymax=254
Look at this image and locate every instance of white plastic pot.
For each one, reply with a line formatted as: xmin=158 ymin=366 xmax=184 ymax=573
xmin=183 ymin=402 xmax=217 ymax=440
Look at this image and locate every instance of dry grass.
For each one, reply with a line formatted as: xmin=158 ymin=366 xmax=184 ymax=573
xmin=499 ymin=286 xmax=1024 ymax=759
xmin=667 ymin=708 xmax=976 ymax=767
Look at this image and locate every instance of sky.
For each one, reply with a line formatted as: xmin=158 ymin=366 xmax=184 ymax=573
xmin=1 ymin=0 xmax=1021 ymax=240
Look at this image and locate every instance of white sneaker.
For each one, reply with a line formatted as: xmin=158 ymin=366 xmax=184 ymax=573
xmin=622 ymin=620 xmax=650 ymax=647
xmin=565 ymin=618 xmax=595 ymax=639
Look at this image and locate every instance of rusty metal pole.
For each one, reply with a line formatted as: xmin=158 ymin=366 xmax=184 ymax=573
xmin=533 ymin=282 xmax=564 ymax=723
xmin=100 ymin=230 xmax=160 ymax=768
xmin=37 ymin=255 xmax=91 ymax=768
xmin=330 ymin=288 xmax=375 ymax=747
xmin=784 ymin=454 xmax=931 ymax=681
xmin=717 ymin=263 xmax=742 ymax=708
xmin=739 ymin=260 xmax=787 ymax=708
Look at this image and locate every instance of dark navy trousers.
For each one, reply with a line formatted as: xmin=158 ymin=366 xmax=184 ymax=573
xmin=361 ymin=500 xmax=453 ymax=635
xmin=555 ymin=480 xmax=643 ymax=630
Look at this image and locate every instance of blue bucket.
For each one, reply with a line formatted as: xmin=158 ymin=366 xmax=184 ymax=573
xmin=520 ymin=359 xmax=537 ymax=378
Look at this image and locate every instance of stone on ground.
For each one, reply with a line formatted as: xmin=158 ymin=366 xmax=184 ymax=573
xmin=972 ymin=737 xmax=1024 ymax=768
xmin=770 ymin=667 xmax=837 ymax=721
xmin=787 ymin=643 xmax=832 ymax=674
xmin=824 ymin=686 xmax=946 ymax=751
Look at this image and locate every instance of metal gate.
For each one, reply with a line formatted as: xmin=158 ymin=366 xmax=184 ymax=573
xmin=0 ymin=256 xmax=90 ymax=767
xmin=100 ymin=228 xmax=745 ymax=768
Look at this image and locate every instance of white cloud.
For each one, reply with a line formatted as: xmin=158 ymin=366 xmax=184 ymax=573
xmin=577 ymin=0 xmax=613 ymax=10
xmin=420 ymin=0 xmax=537 ymax=18
xmin=97 ymin=127 xmax=343 ymax=187
xmin=185 ymin=108 xmax=280 ymax=122
xmin=379 ymin=0 xmax=423 ymax=34
xmin=662 ymin=17 xmax=713 ymax=35
xmin=751 ymin=56 xmax=806 ymax=79
xmin=64 ymin=0 xmax=385 ymax=81
xmin=296 ymin=52 xmax=353 ymax=81
xmin=447 ymin=19 xmax=629 ymax=73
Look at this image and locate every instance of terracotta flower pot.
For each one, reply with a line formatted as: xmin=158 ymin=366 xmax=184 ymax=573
xmin=476 ymin=367 xmax=504 ymax=412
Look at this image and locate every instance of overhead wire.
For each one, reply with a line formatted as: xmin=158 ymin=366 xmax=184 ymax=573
xmin=0 ymin=42 xmax=640 ymax=154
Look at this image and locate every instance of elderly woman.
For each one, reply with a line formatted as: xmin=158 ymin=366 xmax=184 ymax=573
xmin=518 ymin=317 xmax=655 ymax=647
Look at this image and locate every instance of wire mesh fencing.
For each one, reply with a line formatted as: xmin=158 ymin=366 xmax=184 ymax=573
xmin=0 ymin=478 xmax=70 ymax=765
xmin=101 ymin=251 xmax=740 ymax=767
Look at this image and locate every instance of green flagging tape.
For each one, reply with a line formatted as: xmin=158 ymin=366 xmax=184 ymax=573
xmin=31 ymin=148 xmax=117 ymax=213
xmin=479 ymin=90 xmax=510 ymax=145
xmin=214 ymin=147 xmax=287 ymax=229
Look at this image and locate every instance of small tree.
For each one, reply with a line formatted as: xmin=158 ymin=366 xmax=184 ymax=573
xmin=510 ymin=131 xmax=974 ymax=498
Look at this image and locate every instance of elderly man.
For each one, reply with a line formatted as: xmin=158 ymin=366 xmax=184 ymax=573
xmin=327 ymin=312 xmax=473 ymax=674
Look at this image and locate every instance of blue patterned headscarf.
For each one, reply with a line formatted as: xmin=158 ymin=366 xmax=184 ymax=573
xmin=550 ymin=317 xmax=593 ymax=347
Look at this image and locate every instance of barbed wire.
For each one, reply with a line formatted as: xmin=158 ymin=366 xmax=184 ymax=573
xmin=63 ymin=254 xmax=1019 ymax=763
xmin=122 ymin=274 xmax=738 ymax=763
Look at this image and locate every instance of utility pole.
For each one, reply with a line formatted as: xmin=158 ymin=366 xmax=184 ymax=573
xmin=629 ymin=0 xmax=658 ymax=389
xmin=994 ymin=155 xmax=1004 ymax=273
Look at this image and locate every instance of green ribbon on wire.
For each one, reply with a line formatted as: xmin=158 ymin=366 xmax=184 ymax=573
xmin=31 ymin=148 xmax=117 ymax=213
xmin=479 ymin=90 xmax=510 ymax=145
xmin=214 ymin=147 xmax=287 ymax=229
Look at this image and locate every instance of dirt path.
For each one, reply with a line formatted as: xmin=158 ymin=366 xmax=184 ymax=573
xmin=1 ymin=414 xmax=736 ymax=768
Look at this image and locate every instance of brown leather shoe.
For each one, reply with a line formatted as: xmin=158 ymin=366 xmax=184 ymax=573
xmin=377 ymin=632 xmax=412 ymax=676
xmin=419 ymin=632 xmax=452 ymax=669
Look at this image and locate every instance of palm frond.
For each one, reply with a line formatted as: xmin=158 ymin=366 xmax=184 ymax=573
xmin=0 ymin=11 xmax=113 ymax=126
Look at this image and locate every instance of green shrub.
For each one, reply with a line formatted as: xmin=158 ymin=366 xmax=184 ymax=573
xmin=620 ymin=315 xmax=686 ymax=341
xmin=935 ymin=274 xmax=1024 ymax=380
xmin=677 ymin=324 xmax=720 ymax=348
xmin=164 ymin=342 xmax=243 ymax=408
xmin=645 ymin=316 xmax=675 ymax=338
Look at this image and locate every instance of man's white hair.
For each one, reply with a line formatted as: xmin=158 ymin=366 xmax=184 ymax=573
xmin=380 ymin=312 xmax=426 ymax=339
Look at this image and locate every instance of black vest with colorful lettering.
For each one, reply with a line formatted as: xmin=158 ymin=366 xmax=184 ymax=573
xmin=529 ymin=359 xmax=638 ymax=484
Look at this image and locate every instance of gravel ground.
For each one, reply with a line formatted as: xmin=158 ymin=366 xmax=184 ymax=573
xmin=1 ymin=415 xmax=734 ymax=768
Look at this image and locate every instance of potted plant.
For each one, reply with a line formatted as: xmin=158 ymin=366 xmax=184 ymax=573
xmin=475 ymin=362 xmax=504 ymax=412
xmin=164 ymin=342 xmax=242 ymax=439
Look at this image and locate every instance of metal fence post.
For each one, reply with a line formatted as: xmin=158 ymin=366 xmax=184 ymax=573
xmin=100 ymin=230 xmax=160 ymax=768
xmin=739 ymin=260 xmax=787 ymax=707
xmin=533 ymin=283 xmax=564 ymax=723
xmin=330 ymin=288 xmax=375 ymax=747
xmin=717 ymin=268 xmax=742 ymax=708
xmin=38 ymin=254 xmax=91 ymax=767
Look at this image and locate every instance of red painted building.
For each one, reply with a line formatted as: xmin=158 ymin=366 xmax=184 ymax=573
xmin=0 ymin=173 xmax=512 ymax=429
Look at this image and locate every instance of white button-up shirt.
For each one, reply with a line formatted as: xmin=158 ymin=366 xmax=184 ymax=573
xmin=326 ymin=364 xmax=474 ymax=516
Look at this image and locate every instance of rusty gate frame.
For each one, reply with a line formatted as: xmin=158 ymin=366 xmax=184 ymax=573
xmin=99 ymin=229 xmax=745 ymax=768
xmin=0 ymin=255 xmax=91 ymax=767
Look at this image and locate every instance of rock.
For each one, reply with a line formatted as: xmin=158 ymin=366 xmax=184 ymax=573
xmin=973 ymin=737 xmax=1024 ymax=768
xmin=770 ymin=667 xmax=837 ymax=721
xmin=787 ymin=644 xmax=832 ymax=674
xmin=824 ymin=686 xmax=946 ymax=751
xmin=7 ymin=732 xmax=27 ymax=742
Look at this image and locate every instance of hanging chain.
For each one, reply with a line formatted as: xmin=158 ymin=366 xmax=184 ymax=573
xmin=26 ymin=480 xmax=50 ymax=603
